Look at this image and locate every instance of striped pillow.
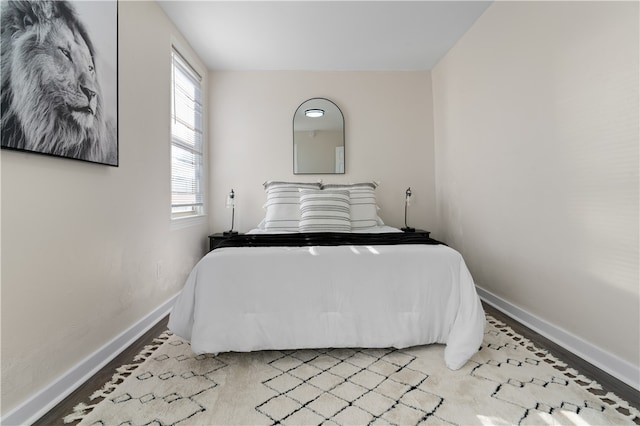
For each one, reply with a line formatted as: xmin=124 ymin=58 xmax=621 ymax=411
xmin=299 ymin=189 xmax=351 ymax=233
xmin=263 ymin=181 xmax=322 ymax=232
xmin=322 ymin=182 xmax=379 ymax=230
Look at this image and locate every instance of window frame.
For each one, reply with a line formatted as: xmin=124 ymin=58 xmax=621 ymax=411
xmin=170 ymin=48 xmax=205 ymax=220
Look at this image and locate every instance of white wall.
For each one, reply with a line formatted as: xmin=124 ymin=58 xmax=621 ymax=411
xmin=433 ymin=1 xmax=638 ymax=370
xmin=209 ymin=71 xmax=435 ymax=233
xmin=0 ymin=1 xmax=208 ymax=415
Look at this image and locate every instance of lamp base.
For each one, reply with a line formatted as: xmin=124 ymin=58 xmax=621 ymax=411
xmin=223 ymin=230 xmax=238 ymax=236
xmin=401 ymin=227 xmax=415 ymax=233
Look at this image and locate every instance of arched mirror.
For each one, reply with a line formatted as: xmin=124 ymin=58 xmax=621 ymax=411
xmin=293 ymin=98 xmax=345 ymax=174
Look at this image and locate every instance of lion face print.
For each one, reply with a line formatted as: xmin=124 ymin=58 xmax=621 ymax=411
xmin=1 ymin=0 xmax=117 ymax=165
xmin=49 ymin=20 xmax=99 ymax=131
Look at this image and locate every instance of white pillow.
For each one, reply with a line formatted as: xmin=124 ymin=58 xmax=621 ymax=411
xmin=299 ymin=189 xmax=351 ymax=233
xmin=322 ymin=182 xmax=379 ymax=230
xmin=263 ymin=181 xmax=322 ymax=232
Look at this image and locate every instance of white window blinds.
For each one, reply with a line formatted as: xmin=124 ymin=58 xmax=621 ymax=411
xmin=171 ymin=49 xmax=203 ymax=218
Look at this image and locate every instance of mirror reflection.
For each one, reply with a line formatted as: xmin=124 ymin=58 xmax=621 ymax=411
xmin=293 ymin=98 xmax=344 ymax=174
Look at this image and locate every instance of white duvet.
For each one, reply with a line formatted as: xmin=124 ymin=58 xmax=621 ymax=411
xmin=169 ymin=233 xmax=485 ymax=370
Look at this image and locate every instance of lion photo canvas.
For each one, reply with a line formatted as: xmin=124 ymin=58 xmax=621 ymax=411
xmin=0 ymin=0 xmax=118 ymax=166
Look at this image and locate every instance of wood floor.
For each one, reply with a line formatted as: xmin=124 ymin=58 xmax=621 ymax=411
xmin=34 ymin=303 xmax=639 ymax=425
xmin=33 ymin=316 xmax=170 ymax=426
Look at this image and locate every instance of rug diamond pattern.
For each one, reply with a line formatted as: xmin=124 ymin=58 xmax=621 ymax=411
xmin=63 ymin=317 xmax=640 ymax=425
xmin=256 ymin=345 xmax=442 ymax=424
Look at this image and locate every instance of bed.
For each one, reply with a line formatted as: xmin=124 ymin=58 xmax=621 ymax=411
xmin=168 ymin=181 xmax=485 ymax=370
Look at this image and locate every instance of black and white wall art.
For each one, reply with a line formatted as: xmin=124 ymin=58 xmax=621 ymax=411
xmin=1 ymin=0 xmax=118 ymax=166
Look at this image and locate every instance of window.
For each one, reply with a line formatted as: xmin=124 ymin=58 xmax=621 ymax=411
xmin=171 ymin=49 xmax=204 ymax=219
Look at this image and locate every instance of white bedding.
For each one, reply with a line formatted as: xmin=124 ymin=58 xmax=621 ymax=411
xmin=168 ymin=228 xmax=485 ymax=370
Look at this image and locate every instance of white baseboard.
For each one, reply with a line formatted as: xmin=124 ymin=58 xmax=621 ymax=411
xmin=477 ymin=285 xmax=639 ymax=391
xmin=1 ymin=294 xmax=178 ymax=426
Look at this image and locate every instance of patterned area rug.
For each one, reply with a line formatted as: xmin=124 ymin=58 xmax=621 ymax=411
xmin=64 ymin=316 xmax=639 ymax=425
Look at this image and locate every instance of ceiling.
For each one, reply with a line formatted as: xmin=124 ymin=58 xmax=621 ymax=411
xmin=157 ymin=1 xmax=492 ymax=71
